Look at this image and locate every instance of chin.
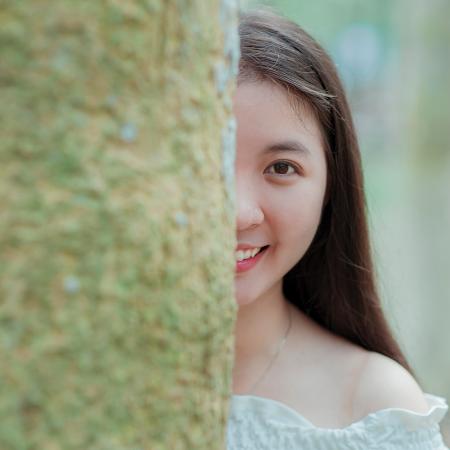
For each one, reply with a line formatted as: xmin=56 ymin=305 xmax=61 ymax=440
xmin=234 ymin=295 xmax=246 ymax=307
xmin=234 ymin=292 xmax=257 ymax=308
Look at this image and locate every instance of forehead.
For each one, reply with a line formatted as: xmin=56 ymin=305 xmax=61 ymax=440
xmin=233 ymin=81 xmax=324 ymax=157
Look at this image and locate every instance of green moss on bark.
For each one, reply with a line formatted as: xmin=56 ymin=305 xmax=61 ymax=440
xmin=0 ymin=1 xmax=238 ymax=449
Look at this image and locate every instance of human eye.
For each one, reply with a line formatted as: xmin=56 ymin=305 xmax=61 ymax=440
xmin=264 ymin=160 xmax=301 ymax=177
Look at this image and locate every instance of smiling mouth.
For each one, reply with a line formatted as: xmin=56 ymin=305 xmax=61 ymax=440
xmin=258 ymin=245 xmax=270 ymax=255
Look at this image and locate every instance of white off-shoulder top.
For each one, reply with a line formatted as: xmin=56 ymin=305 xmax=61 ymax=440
xmin=227 ymin=393 xmax=449 ymax=449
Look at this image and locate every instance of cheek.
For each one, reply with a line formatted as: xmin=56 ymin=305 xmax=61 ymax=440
xmin=275 ymin=183 xmax=324 ymax=228
xmin=272 ymin=186 xmax=325 ymax=254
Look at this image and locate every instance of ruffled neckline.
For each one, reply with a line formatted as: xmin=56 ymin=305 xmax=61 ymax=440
xmin=231 ymin=392 xmax=448 ymax=432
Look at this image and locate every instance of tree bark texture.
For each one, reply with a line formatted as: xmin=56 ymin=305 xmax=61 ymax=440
xmin=0 ymin=1 xmax=239 ymax=449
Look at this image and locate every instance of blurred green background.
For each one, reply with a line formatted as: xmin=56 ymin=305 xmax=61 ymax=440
xmin=241 ymin=0 xmax=450 ymax=441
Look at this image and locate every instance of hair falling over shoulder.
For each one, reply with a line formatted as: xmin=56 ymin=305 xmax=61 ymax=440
xmin=238 ymin=8 xmax=413 ymax=375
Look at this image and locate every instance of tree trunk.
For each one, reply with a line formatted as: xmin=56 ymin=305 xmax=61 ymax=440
xmin=0 ymin=1 xmax=239 ymax=449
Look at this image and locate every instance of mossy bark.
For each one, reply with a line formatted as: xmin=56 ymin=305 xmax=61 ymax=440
xmin=0 ymin=1 xmax=239 ymax=449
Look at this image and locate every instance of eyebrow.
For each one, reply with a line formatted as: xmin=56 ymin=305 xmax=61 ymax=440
xmin=262 ymin=140 xmax=311 ymax=157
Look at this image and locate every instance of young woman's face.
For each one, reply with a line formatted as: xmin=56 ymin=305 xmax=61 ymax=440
xmin=233 ymin=81 xmax=328 ymax=307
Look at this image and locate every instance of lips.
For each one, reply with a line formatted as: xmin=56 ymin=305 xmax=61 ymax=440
xmin=235 ymin=244 xmax=270 ymax=251
xmin=235 ymin=245 xmax=270 ymax=273
xmin=252 ymin=245 xmax=269 ymax=257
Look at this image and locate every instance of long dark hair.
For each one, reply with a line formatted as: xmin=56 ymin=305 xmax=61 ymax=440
xmin=239 ymin=8 xmax=413 ymax=374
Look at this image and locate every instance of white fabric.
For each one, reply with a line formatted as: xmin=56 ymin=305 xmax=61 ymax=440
xmin=227 ymin=393 xmax=449 ymax=449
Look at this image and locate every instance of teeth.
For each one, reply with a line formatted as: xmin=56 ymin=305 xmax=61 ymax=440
xmin=235 ymin=247 xmax=261 ymax=262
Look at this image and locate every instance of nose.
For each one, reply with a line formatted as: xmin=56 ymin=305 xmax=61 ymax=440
xmin=236 ymin=180 xmax=264 ymax=231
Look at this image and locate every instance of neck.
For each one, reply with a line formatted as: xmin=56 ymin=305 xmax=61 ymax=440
xmin=232 ymin=282 xmax=292 ymax=394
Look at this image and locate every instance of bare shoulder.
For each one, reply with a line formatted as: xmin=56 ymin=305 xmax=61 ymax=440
xmin=351 ymin=351 xmax=430 ymax=421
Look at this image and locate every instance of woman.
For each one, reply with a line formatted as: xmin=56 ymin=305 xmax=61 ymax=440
xmin=227 ymin=8 xmax=448 ymax=449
